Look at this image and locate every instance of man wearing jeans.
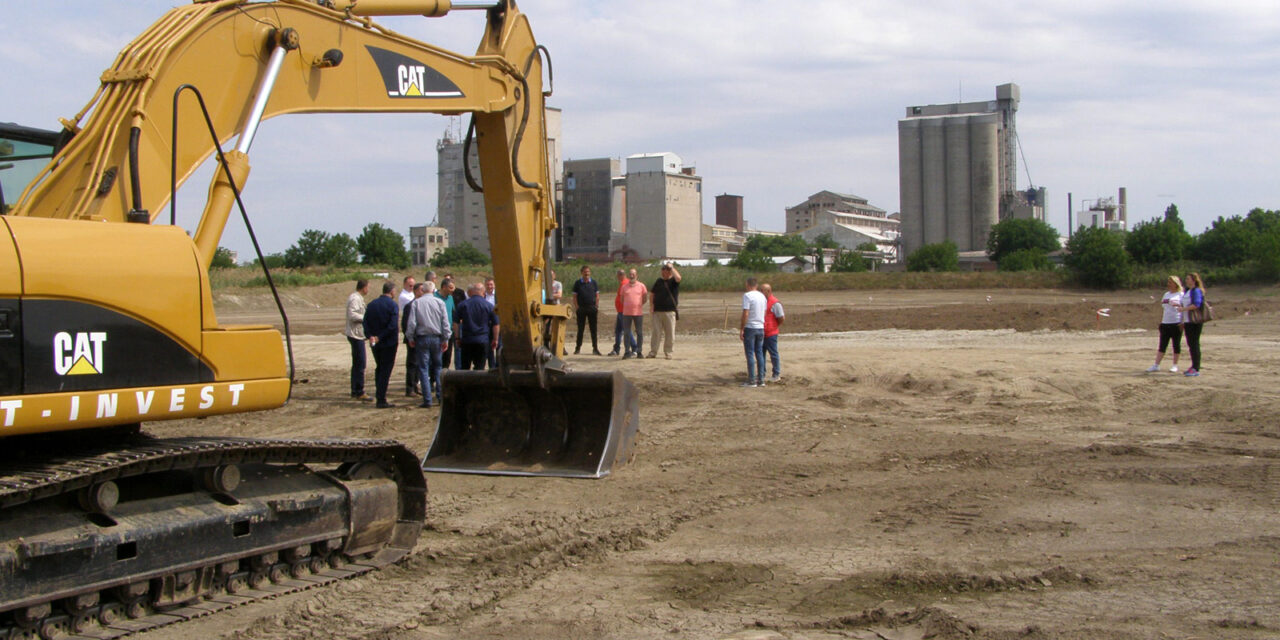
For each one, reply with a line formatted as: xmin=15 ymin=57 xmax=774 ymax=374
xmin=760 ymin=283 xmax=785 ymax=382
xmin=607 ymin=269 xmax=629 ymax=356
xmin=619 ymin=271 xmax=648 ymax=359
xmin=739 ymin=277 xmax=766 ymax=387
xmin=406 ymin=281 xmax=451 ymax=408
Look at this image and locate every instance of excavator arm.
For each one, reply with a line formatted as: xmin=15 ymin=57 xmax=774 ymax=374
xmin=7 ymin=0 xmax=636 ymax=475
xmin=0 ymin=2 xmax=636 ymax=636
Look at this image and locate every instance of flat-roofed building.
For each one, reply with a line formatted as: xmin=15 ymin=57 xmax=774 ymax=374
xmin=623 ymin=153 xmax=702 ymax=260
xmin=409 ymin=225 xmax=449 ymax=267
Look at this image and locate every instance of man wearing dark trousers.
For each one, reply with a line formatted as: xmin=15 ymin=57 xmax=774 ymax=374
xmin=571 ymin=265 xmax=601 ymax=355
xmin=363 ymin=282 xmax=400 ymax=408
xmin=454 ymin=283 xmax=500 ymax=370
xmin=397 ymin=276 xmax=418 ymax=397
xmin=344 ymin=279 xmax=370 ymax=401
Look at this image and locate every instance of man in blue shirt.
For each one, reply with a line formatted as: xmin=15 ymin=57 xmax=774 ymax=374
xmin=436 ymin=277 xmax=458 ymax=371
xmin=362 ymin=282 xmax=400 ymax=408
xmin=453 ymin=283 xmax=500 ymax=370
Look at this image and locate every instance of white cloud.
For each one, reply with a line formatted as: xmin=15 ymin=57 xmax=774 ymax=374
xmin=4 ymin=0 xmax=1277 ymax=257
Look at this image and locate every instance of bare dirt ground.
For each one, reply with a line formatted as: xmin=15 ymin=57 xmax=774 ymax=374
xmin=148 ymin=285 xmax=1280 ymax=640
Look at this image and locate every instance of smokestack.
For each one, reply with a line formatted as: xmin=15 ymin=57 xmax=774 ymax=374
xmin=1118 ymin=187 xmax=1127 ymax=230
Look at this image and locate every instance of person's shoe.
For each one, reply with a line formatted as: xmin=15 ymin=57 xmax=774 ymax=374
xmin=1169 ymin=366 xmax=1179 ymax=373
xmin=1184 ymin=368 xmax=1199 ymax=377
xmin=607 ymin=349 xmax=619 ymax=356
xmin=770 ymin=374 xmax=781 ymax=383
xmin=353 ymin=393 xmax=370 ymax=402
xmin=376 ymin=402 xmax=396 ymax=409
xmin=665 ymin=354 xmax=671 ymax=360
xmin=419 ymin=402 xmax=432 ymax=408
xmin=756 ymin=379 xmax=766 ymax=387
xmin=574 ymin=346 xmax=581 ymax=355
xmin=593 ymin=349 xmax=603 ymax=356
xmin=622 ymin=353 xmax=633 ymax=359
xmin=646 ymin=353 xmax=656 ymax=359
xmin=1146 ymin=364 xmax=1160 ymax=372
xmin=740 ymin=381 xmax=757 ymax=387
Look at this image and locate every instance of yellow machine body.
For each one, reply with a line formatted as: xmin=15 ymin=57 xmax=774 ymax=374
xmin=2 ymin=0 xmax=636 ymax=475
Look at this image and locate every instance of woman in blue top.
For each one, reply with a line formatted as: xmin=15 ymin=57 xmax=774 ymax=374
xmin=1180 ymin=272 xmax=1206 ymax=377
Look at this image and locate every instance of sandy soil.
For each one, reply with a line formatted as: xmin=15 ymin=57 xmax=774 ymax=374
xmin=146 ymin=286 xmax=1280 ymax=640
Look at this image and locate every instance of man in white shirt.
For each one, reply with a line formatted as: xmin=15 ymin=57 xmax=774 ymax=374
xmin=739 ymin=277 xmax=767 ymax=387
xmin=345 ymin=279 xmax=370 ymax=401
xmin=397 ymin=276 xmax=418 ymax=396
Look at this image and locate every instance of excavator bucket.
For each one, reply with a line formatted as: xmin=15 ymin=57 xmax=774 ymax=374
xmin=422 ymin=369 xmax=639 ymax=478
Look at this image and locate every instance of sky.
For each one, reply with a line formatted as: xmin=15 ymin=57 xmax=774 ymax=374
xmin=4 ymin=1 xmax=1278 ymax=259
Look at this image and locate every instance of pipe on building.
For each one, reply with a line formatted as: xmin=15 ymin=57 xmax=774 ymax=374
xmin=969 ymin=113 xmax=1000 ymax=250
xmin=897 ymin=118 xmax=924 ymax=258
xmin=920 ymin=118 xmax=948 ymax=246
xmin=944 ymin=116 xmax=972 ymax=250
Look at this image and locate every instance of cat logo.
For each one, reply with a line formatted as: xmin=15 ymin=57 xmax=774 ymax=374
xmin=54 ymin=331 xmax=107 ymax=376
xmin=365 ymin=46 xmax=463 ymax=99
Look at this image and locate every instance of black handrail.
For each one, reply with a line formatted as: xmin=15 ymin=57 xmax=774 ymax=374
xmin=170 ymin=84 xmax=296 ymax=392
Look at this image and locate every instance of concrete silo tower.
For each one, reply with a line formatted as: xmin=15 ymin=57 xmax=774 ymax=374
xmin=897 ymin=83 xmax=1034 ymax=260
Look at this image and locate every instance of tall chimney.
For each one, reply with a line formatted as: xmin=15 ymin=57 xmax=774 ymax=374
xmin=1118 ymin=187 xmax=1127 ymax=230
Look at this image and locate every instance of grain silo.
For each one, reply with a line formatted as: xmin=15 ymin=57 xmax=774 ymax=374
xmin=897 ymin=83 xmax=1037 ymax=260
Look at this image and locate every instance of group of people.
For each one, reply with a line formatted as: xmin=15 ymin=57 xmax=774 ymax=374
xmin=346 ymin=264 xmax=795 ymax=405
xmin=1146 ymin=272 xmax=1209 ymax=377
xmin=568 ymin=263 xmax=683 ymax=360
xmin=344 ymin=273 xmax=501 ymax=409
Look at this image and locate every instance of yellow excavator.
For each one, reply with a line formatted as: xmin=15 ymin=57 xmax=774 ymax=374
xmin=0 ymin=1 xmax=638 ymax=637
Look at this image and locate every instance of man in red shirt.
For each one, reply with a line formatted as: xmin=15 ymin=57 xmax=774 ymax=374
xmin=761 ymin=283 xmax=785 ymax=382
xmin=607 ymin=269 xmax=628 ymax=356
xmin=619 ymin=270 xmax=648 ymax=359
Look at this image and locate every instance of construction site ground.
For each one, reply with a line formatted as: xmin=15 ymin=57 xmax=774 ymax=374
xmin=150 ymin=284 xmax=1280 ymax=640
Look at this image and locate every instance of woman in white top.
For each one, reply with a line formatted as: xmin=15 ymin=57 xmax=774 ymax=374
xmin=1146 ymin=275 xmax=1184 ymax=373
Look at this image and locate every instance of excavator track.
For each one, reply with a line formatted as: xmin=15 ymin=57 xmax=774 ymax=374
xmin=0 ymin=435 xmax=426 ymax=640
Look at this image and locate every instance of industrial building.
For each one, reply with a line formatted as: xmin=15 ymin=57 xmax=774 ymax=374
xmin=408 ymin=225 xmax=449 ymax=267
xmin=786 ymin=191 xmax=900 ymax=260
xmin=622 ymin=153 xmax=702 ymax=260
xmin=898 ymin=83 xmax=1045 ymax=259
xmin=436 ymin=109 xmax=562 ymax=257
xmin=1075 ymin=188 xmax=1129 ymax=232
xmin=561 ymin=158 xmax=621 ymax=259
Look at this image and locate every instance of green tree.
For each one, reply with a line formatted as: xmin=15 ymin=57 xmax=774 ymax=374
xmin=1065 ymin=226 xmax=1130 ymax=288
xmin=906 ymin=241 xmax=959 ymax=272
xmin=430 ymin=241 xmax=490 ymax=267
xmin=284 ymin=229 xmax=331 ymax=268
xmin=997 ymin=248 xmax=1052 ymax=272
xmin=210 ymin=246 xmax=237 ymax=269
xmin=855 ymin=242 xmax=879 ymax=252
xmin=1125 ymin=205 xmax=1192 ymax=265
xmin=728 ymin=249 xmax=777 ymax=272
xmin=1254 ymin=228 xmax=1280 ymax=281
xmin=357 ymin=223 xmax=410 ymax=268
xmin=743 ymin=234 xmax=810 ymax=256
xmin=1193 ymin=214 xmax=1254 ymax=267
xmin=251 ymin=253 xmax=286 ymax=269
xmin=830 ymin=250 xmax=868 ymax=273
xmin=986 ymin=218 xmax=1060 ymax=264
xmin=705 ymin=257 xmax=721 ymax=268
xmin=321 ymin=232 xmax=359 ymax=266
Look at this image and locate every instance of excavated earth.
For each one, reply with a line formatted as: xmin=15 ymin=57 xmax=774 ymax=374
xmin=144 ymin=285 xmax=1280 ymax=639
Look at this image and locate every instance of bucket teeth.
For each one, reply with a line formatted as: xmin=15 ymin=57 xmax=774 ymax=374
xmin=422 ymin=370 xmax=639 ymax=478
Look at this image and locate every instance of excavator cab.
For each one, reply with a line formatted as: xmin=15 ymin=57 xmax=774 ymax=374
xmin=424 ymin=369 xmax=639 ymax=478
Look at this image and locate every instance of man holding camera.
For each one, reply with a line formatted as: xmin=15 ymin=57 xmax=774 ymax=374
xmin=647 ymin=262 xmax=681 ymax=359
